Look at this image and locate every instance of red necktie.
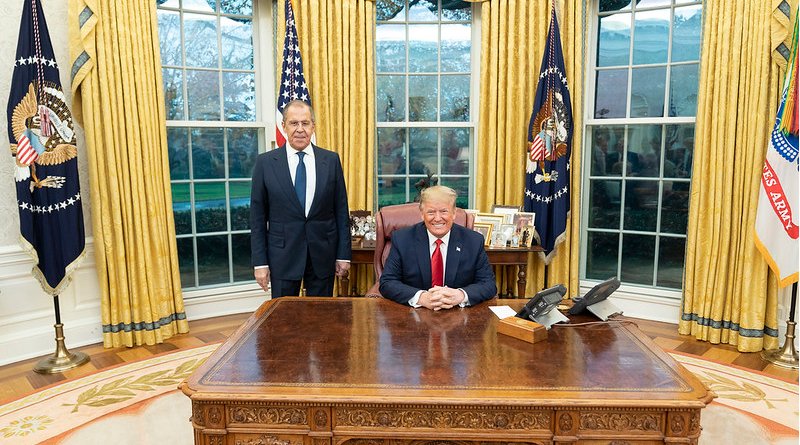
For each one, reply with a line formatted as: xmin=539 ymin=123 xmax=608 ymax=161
xmin=431 ymin=239 xmax=443 ymax=287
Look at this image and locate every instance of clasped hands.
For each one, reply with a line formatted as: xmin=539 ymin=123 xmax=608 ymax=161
xmin=419 ymin=286 xmax=465 ymax=311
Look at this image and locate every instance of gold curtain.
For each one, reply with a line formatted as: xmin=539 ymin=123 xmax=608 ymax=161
xmin=69 ymin=0 xmax=188 ymax=347
xmin=678 ymin=0 xmax=797 ymax=352
xmin=277 ymin=0 xmax=376 ymax=294
xmin=477 ymin=0 xmax=584 ymax=296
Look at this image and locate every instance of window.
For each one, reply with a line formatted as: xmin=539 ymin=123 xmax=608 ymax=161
xmin=375 ymin=0 xmax=476 ymax=209
xmin=582 ymin=0 xmax=702 ymax=290
xmin=157 ymin=0 xmax=270 ymax=291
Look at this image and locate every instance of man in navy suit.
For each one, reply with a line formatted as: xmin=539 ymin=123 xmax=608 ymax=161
xmin=250 ymin=100 xmax=351 ymax=297
xmin=380 ymin=186 xmax=496 ymax=310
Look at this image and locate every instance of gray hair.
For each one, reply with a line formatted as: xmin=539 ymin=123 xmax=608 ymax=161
xmin=281 ymin=100 xmax=316 ymax=123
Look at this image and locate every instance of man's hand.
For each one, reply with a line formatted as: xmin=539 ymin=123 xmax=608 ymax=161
xmin=419 ymin=286 xmax=466 ymax=311
xmin=254 ymin=268 xmax=270 ymax=292
xmin=335 ymin=261 xmax=351 ymax=277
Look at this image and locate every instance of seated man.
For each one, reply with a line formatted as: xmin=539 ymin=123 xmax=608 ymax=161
xmin=379 ymin=186 xmax=497 ymax=310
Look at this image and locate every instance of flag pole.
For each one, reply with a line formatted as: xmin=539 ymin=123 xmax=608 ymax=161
xmin=761 ymin=282 xmax=799 ymax=369
xmin=33 ymin=294 xmax=90 ymax=374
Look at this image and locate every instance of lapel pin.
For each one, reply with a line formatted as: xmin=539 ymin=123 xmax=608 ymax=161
xmin=456 ymin=247 xmax=461 ymax=252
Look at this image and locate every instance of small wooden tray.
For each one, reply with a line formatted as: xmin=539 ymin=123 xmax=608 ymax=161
xmin=497 ymin=316 xmax=547 ymax=344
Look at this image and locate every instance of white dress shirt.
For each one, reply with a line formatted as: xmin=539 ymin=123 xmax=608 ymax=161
xmin=286 ymin=143 xmax=316 ymax=217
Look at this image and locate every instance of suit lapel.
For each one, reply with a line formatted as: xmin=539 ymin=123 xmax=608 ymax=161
xmin=444 ymin=226 xmax=462 ymax=286
xmin=308 ymin=145 xmax=328 ymax=218
xmin=415 ymin=224 xmax=433 ymax=288
xmin=271 ymin=146 xmax=305 ymax=215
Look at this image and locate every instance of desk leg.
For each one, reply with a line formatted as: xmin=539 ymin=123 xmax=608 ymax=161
xmin=517 ymin=265 xmax=527 ymax=298
xmin=340 ymin=271 xmax=350 ymax=297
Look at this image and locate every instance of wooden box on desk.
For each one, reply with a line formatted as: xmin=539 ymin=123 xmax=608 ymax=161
xmin=497 ymin=316 xmax=547 ymax=344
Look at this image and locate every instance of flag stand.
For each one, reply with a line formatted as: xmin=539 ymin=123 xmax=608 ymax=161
xmin=33 ymin=295 xmax=90 ymax=374
xmin=761 ymin=282 xmax=799 ymax=369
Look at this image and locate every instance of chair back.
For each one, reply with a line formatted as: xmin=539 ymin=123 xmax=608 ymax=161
xmin=373 ymin=203 xmax=474 ymax=279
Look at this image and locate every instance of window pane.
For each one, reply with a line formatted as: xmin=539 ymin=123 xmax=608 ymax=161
xmin=625 ymin=180 xmax=659 ymax=231
xmin=440 ymin=75 xmax=470 ymax=121
xmin=588 ymin=179 xmax=621 ymax=229
xmin=669 ymin=64 xmax=699 ymax=116
xmin=192 ymin=128 xmax=225 ymax=179
xmin=599 ymin=0 xmax=631 ymax=12
xmin=658 ymin=236 xmax=686 ymax=288
xmin=195 ymin=182 xmax=227 ymax=233
xmin=229 ymin=181 xmax=250 ymax=231
xmin=597 ymin=13 xmax=631 ymax=67
xmin=172 ymin=183 xmax=192 ymax=234
xmin=661 ymin=181 xmax=690 ymax=234
xmin=376 ymin=24 xmax=406 ymax=72
xmin=168 ymin=127 xmax=190 ymax=180
xmin=158 ymin=10 xmax=182 ymax=66
xmin=441 ymin=24 xmax=470 ymax=72
xmin=630 ymin=66 xmax=665 ymax=118
xmin=664 ymin=124 xmax=694 ymax=178
xmin=186 ymin=69 xmax=220 ymax=120
xmin=159 ymin=0 xmax=180 ymax=7
xmin=232 ymin=233 xmax=253 ymax=281
xmin=672 ymin=5 xmax=702 ymax=62
xmin=183 ymin=0 xmax=216 ymax=12
xmin=220 ymin=0 xmax=252 ymax=15
xmin=595 ymin=69 xmax=628 ymax=118
xmin=197 ymin=235 xmax=229 ymax=286
xmin=377 ymin=75 xmax=405 ymax=122
xmin=441 ymin=128 xmax=469 ymax=174
xmin=586 ymin=231 xmax=619 ymax=280
xmin=409 ymin=75 xmax=438 ymax=121
xmin=621 ymin=234 xmax=654 ymax=285
xmin=377 ymin=128 xmax=407 ymax=175
xmin=442 ymin=3 xmax=471 ymax=21
xmin=636 ymin=0 xmax=671 ymax=6
xmin=221 ymin=17 xmax=253 ymax=70
xmin=222 ymin=72 xmax=255 ymax=121
xmin=589 ymin=126 xmax=626 ymax=176
xmin=408 ymin=25 xmax=438 ymax=73
xmin=184 ymin=13 xmax=218 ymax=68
xmin=409 ymin=128 xmax=437 ymax=175
xmin=177 ymin=237 xmax=195 ymax=288
xmin=376 ymin=0 xmax=406 ymax=21
xmin=227 ymin=128 xmax=258 ymax=178
xmin=627 ymin=124 xmax=662 ymax=177
xmin=440 ymin=177 xmax=469 ymax=209
xmin=632 ymin=9 xmax=669 ymax=65
xmin=378 ymin=177 xmax=407 ymax=207
xmin=408 ymin=0 xmax=437 ymax=21
xmin=163 ymin=68 xmax=184 ymax=120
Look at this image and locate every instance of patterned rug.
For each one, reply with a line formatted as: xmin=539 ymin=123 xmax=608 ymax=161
xmin=0 ymin=345 xmax=796 ymax=444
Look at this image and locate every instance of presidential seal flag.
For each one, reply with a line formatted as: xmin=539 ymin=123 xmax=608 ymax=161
xmin=754 ymin=19 xmax=798 ymax=288
xmin=275 ymin=0 xmax=312 ymax=147
xmin=523 ymin=5 xmax=573 ymax=265
xmin=7 ymin=0 xmax=85 ymax=296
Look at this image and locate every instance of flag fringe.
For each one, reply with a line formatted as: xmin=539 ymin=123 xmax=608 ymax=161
xmin=18 ymin=235 xmax=86 ymax=297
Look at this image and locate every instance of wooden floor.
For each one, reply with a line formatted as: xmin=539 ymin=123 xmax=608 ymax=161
xmin=0 ymin=312 xmax=797 ymax=404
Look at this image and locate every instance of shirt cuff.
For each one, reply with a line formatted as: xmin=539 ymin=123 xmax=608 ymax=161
xmin=458 ymin=288 xmax=470 ymax=307
xmin=409 ymin=290 xmax=424 ymax=308
xmin=254 ymin=265 xmax=269 ymax=270
xmin=336 ymin=259 xmax=350 ymax=263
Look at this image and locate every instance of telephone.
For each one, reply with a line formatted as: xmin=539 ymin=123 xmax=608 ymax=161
xmin=568 ymin=277 xmax=620 ymax=315
xmin=516 ymin=284 xmax=567 ymax=322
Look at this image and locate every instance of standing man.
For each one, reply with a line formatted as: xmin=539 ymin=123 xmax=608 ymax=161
xmin=250 ymin=100 xmax=351 ymax=297
xmin=380 ymin=186 xmax=496 ymax=310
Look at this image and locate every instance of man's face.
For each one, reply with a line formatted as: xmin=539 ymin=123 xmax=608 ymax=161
xmin=420 ymin=198 xmax=455 ymax=238
xmin=282 ymin=104 xmax=315 ymax=149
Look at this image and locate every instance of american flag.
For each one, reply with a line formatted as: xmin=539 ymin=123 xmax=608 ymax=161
xmin=275 ymin=0 xmax=311 ymax=147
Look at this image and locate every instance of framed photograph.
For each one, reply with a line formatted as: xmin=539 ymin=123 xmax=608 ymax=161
xmin=472 ymin=222 xmax=493 ymax=246
xmin=474 ymin=213 xmax=506 ymax=230
xmin=491 ymin=205 xmax=520 ymax=223
xmin=490 ymin=230 xmax=506 ymax=248
xmin=499 ymin=224 xmax=516 ymax=241
xmin=512 ymin=212 xmax=535 ymax=231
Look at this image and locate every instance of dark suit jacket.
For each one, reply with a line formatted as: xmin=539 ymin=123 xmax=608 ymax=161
xmin=379 ymin=222 xmax=496 ymax=306
xmin=250 ymin=144 xmax=351 ymax=280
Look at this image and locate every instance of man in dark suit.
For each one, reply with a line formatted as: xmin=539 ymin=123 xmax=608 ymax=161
xmin=250 ymin=100 xmax=351 ymax=298
xmin=380 ymin=186 xmax=496 ymax=310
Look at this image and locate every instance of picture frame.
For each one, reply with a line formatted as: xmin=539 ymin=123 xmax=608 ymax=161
xmin=512 ymin=212 xmax=535 ymax=232
xmin=490 ymin=230 xmax=506 ymax=248
xmin=491 ymin=205 xmax=520 ymax=223
xmin=474 ymin=213 xmax=506 ymax=230
xmin=472 ymin=222 xmax=493 ymax=247
xmin=499 ymin=224 xmax=516 ymax=242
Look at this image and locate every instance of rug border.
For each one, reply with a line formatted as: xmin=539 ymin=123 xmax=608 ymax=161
xmin=667 ymin=349 xmax=799 ymax=385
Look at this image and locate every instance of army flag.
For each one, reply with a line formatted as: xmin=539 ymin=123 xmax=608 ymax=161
xmin=6 ymin=0 xmax=85 ymax=295
xmin=754 ymin=19 xmax=798 ymax=287
xmin=523 ymin=6 xmax=573 ymax=265
xmin=275 ymin=0 xmax=312 ymax=147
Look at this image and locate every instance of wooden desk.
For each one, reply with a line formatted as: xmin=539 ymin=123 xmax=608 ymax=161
xmin=340 ymin=245 xmax=542 ymax=298
xmin=181 ymin=298 xmax=712 ymax=445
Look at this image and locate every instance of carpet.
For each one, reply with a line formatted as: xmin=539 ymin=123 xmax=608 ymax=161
xmin=0 ymin=345 xmax=796 ymax=444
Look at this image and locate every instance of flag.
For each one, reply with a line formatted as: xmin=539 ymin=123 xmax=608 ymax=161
xmin=275 ymin=0 xmax=311 ymax=147
xmin=754 ymin=18 xmax=798 ymax=287
xmin=523 ymin=5 xmax=573 ymax=265
xmin=6 ymin=0 xmax=85 ymax=296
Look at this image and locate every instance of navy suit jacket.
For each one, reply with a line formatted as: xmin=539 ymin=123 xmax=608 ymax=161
xmin=379 ymin=222 xmax=496 ymax=306
xmin=250 ymin=144 xmax=351 ymax=280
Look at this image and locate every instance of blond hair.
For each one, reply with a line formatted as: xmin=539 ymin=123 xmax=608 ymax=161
xmin=419 ymin=185 xmax=457 ymax=209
